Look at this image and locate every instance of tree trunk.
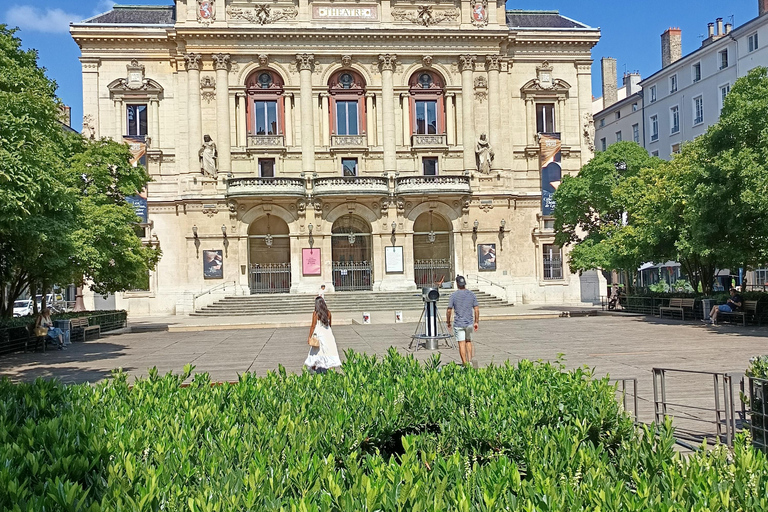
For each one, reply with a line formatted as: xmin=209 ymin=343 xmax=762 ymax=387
xmin=74 ymin=285 xmax=86 ymax=312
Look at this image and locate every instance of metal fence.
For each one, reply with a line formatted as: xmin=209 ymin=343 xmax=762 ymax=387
xmin=414 ymin=259 xmax=452 ymax=288
xmin=250 ymin=263 xmax=291 ymax=294
xmin=332 ymin=261 xmax=372 ymax=291
xmin=746 ymin=377 xmax=768 ymax=452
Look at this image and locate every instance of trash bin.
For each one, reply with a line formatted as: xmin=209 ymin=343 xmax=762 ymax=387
xmin=701 ymin=299 xmax=713 ymax=321
xmin=54 ymin=319 xmax=71 ymax=345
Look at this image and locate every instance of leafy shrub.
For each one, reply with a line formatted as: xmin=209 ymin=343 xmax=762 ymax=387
xmin=0 ymin=310 xmax=126 ymax=329
xmin=2 ymin=350 xmax=768 ymax=510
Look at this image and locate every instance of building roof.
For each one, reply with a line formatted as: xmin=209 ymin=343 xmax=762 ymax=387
xmin=506 ymin=10 xmax=590 ymax=29
xmin=81 ymin=5 xmax=175 ymax=25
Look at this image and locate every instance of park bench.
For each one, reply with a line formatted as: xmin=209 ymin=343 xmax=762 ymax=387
xmin=70 ymin=317 xmax=100 ymax=342
xmin=658 ymin=298 xmax=696 ymax=321
xmin=719 ymin=300 xmax=759 ymax=326
xmin=25 ymin=324 xmax=48 ymax=352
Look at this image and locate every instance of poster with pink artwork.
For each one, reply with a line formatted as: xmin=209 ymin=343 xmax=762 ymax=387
xmin=302 ymin=248 xmax=321 ymax=276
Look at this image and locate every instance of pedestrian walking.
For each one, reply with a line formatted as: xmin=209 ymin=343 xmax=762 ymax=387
xmin=304 ymin=296 xmax=341 ymax=372
xmin=446 ymin=275 xmax=479 ymax=366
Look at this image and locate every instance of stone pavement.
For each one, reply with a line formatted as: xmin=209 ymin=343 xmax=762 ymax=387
xmin=1 ymin=313 xmax=765 ymax=442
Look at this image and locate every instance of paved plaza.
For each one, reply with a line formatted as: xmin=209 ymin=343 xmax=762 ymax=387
xmin=1 ymin=314 xmax=765 ymax=440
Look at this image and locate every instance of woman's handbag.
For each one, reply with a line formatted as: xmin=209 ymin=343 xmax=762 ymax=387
xmin=34 ymin=327 xmax=48 ymax=337
xmin=308 ymin=333 xmax=320 ymax=348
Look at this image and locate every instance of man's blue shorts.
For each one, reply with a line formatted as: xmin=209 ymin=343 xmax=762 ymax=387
xmin=718 ymin=304 xmax=733 ymax=312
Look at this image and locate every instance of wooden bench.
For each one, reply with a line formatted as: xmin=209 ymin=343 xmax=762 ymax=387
xmin=25 ymin=324 xmax=48 ymax=352
xmin=719 ymin=300 xmax=759 ymax=326
xmin=658 ymin=298 xmax=696 ymax=320
xmin=70 ymin=317 xmax=101 ymax=342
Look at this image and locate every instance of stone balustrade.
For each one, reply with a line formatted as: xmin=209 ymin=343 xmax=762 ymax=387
xmin=395 ymin=175 xmax=470 ymax=195
xmin=227 ymin=177 xmax=306 ymax=197
xmin=247 ymin=134 xmax=285 ymax=148
xmin=331 ymin=134 xmax=367 ymax=148
xmin=411 ymin=134 xmax=447 ymax=148
xmin=313 ymin=176 xmax=389 ymax=196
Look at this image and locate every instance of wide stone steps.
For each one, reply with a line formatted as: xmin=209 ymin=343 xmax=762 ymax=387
xmin=192 ymin=290 xmax=510 ymax=316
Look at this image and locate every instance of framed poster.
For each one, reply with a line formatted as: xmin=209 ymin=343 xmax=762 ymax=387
xmin=477 ymin=244 xmax=496 ymax=271
xmin=385 ymin=246 xmax=404 ymax=274
xmin=302 ymin=248 xmax=321 ymax=276
xmin=203 ymin=250 xmax=224 ymax=279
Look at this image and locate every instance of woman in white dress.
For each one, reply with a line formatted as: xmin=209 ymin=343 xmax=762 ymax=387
xmin=304 ymin=297 xmax=341 ymax=372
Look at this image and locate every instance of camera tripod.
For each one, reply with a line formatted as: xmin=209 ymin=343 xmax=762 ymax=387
xmin=409 ymin=299 xmax=454 ymax=351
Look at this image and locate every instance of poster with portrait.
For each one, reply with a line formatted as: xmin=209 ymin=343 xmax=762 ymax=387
xmin=477 ymin=244 xmax=496 ymax=271
xmin=539 ymin=132 xmax=562 ymax=216
xmin=302 ymin=248 xmax=321 ymax=276
xmin=203 ymin=250 xmax=224 ymax=279
xmin=385 ymin=246 xmax=404 ymax=274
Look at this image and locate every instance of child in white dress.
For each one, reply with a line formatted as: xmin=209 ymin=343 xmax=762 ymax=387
xmin=304 ymin=297 xmax=341 ymax=372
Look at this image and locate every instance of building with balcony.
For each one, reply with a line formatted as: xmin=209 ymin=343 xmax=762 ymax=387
xmin=71 ymin=1 xmax=602 ymax=315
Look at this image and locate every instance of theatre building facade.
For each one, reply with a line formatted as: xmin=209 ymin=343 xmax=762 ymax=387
xmin=71 ymin=1 xmax=603 ymax=315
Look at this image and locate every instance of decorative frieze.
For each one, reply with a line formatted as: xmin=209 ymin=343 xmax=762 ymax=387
xmin=391 ymin=6 xmax=459 ymax=27
xmin=200 ymin=76 xmax=216 ymax=103
xmin=226 ymin=4 xmax=298 ymax=24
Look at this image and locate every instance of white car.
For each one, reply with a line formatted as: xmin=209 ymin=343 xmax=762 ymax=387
xmin=13 ymin=299 xmax=34 ymax=317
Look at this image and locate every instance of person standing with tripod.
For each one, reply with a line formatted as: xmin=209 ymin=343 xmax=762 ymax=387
xmin=446 ymin=275 xmax=479 ymax=366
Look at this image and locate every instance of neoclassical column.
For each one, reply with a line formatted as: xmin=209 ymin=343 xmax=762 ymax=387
xmin=445 ymin=92 xmax=455 ymax=146
xmin=113 ymin=98 xmax=123 ymax=140
xmin=379 ymin=54 xmax=397 ymax=172
xmin=557 ymin=97 xmax=566 ymax=145
xmin=236 ymin=93 xmax=247 ymax=147
xmin=459 ymin=55 xmax=476 ymax=172
xmin=486 ymin=55 xmax=501 ymax=171
xmin=321 ymin=93 xmax=331 ymax=146
xmin=296 ymin=54 xmax=315 ymax=174
xmin=184 ymin=53 xmax=203 ymax=173
xmin=499 ymin=60 xmax=510 ymax=170
xmin=213 ymin=53 xmax=231 ymax=174
xmin=400 ymin=93 xmax=410 ymax=146
xmin=365 ymin=92 xmax=375 ymax=143
xmin=149 ymin=98 xmax=160 ymax=148
xmin=283 ymin=92 xmax=294 ymax=146
xmin=525 ymin=97 xmax=535 ymax=146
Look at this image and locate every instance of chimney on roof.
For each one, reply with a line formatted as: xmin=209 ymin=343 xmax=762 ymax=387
xmin=724 ymin=22 xmax=732 ymax=34
xmin=623 ymin=72 xmax=642 ymax=96
xmin=761 ymin=0 xmax=768 ymax=16
xmin=601 ymin=57 xmax=618 ymax=107
xmin=716 ymin=17 xmax=724 ymax=35
xmin=661 ymin=28 xmax=682 ymax=68
xmin=708 ymin=22 xmax=715 ymax=38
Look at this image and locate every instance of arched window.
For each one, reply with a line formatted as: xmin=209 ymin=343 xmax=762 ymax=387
xmin=329 ymin=70 xmax=366 ymax=136
xmin=245 ymin=70 xmax=284 ymax=136
xmin=409 ymin=70 xmax=444 ymax=135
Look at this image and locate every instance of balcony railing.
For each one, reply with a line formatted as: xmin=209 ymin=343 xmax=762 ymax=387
xmin=331 ymin=134 xmax=367 ymax=148
xmin=247 ymin=134 xmax=285 ymax=147
xmin=395 ymin=175 xmax=470 ymax=195
xmin=227 ymin=177 xmax=306 ymax=197
xmin=313 ymin=176 xmax=389 ymax=196
xmin=411 ymin=134 xmax=447 ymax=148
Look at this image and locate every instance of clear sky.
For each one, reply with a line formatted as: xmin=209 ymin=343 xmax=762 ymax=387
xmin=2 ymin=0 xmax=757 ymax=131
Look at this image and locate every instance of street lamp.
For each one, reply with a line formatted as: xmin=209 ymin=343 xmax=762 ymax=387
xmin=192 ymin=225 xmax=200 ymax=257
xmin=222 ymin=225 xmax=228 ymax=255
xmin=473 ymin=220 xmax=479 ymax=234
xmin=308 ymin=223 xmax=314 ymax=249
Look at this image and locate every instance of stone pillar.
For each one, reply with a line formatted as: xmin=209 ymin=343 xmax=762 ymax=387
xmin=499 ymin=60 xmax=510 ymax=170
xmin=80 ymin=57 xmax=100 ymax=139
xmin=296 ymin=54 xmax=315 ymax=173
xmin=486 ymin=55 xmax=501 ymax=171
xmin=365 ymin=92 xmax=375 ymax=143
xmin=459 ymin=55 xmax=476 ymax=172
xmin=401 ymin=93 xmax=410 ymax=147
xmin=113 ymin=98 xmax=123 ymax=140
xmin=150 ymin=98 xmax=160 ymax=148
xmin=379 ymin=54 xmax=397 ymax=172
xmin=525 ymin=97 xmax=535 ymax=146
xmin=213 ymin=54 xmax=231 ymax=175
xmin=283 ymin=92 xmax=294 ymax=146
xmin=557 ymin=97 xmax=566 ymax=144
xmin=445 ymin=92 xmax=455 ymax=146
xmin=236 ymin=93 xmax=247 ymax=147
xmin=185 ymin=53 xmax=203 ymax=173
xmin=321 ymin=93 xmax=331 ymax=146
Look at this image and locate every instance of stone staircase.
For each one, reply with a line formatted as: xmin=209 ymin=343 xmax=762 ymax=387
xmin=192 ymin=289 xmax=511 ymax=317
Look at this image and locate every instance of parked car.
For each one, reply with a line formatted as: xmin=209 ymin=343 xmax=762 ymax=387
xmin=13 ymin=299 xmax=34 ymax=317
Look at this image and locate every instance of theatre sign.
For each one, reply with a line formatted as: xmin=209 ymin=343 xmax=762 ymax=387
xmin=312 ymin=5 xmax=379 ymax=20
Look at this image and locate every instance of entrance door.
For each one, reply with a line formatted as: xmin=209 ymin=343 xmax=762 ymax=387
xmin=413 ymin=211 xmax=453 ymax=287
xmin=331 ymin=214 xmax=372 ymax=291
xmin=248 ymin=214 xmax=291 ymax=293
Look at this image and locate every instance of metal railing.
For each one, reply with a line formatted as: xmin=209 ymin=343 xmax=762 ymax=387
xmin=613 ymin=378 xmax=639 ymax=423
xmin=414 ymin=259 xmax=451 ymax=288
xmin=745 ymin=377 xmax=768 ymax=452
xmin=332 ymin=261 xmax=372 ymax=291
xmin=192 ymin=280 xmax=239 ymax=311
xmin=465 ymin=274 xmax=512 ymax=304
xmin=250 ymin=263 xmax=291 ymax=294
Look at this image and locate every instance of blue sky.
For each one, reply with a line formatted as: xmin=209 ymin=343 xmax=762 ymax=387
xmin=2 ymin=0 xmax=757 ymax=131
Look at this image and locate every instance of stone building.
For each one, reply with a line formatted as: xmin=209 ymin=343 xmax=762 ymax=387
xmin=71 ymin=1 xmax=602 ymax=315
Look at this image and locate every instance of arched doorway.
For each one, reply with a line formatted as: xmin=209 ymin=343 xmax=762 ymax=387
xmin=331 ymin=214 xmax=372 ymax=291
xmin=413 ymin=211 xmax=453 ymax=287
xmin=248 ymin=214 xmax=291 ymax=293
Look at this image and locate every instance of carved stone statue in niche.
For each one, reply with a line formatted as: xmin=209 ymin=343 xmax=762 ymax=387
xmin=199 ymin=134 xmax=218 ymax=178
xmin=475 ymin=133 xmax=495 ymax=174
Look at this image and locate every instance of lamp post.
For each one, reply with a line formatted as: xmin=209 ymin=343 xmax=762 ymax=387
xmin=391 ymin=221 xmax=397 ymax=246
xmin=308 ymin=223 xmax=314 ymax=249
xmin=221 ymin=224 xmax=228 ymax=256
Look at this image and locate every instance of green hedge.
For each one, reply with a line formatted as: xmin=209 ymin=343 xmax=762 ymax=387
xmin=0 ymin=310 xmax=127 ymax=329
xmin=2 ymin=350 xmax=768 ymax=510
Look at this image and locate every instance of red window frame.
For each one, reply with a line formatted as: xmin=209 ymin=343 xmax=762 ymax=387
xmin=408 ymin=70 xmax=445 ymax=135
xmin=328 ymin=70 xmax=366 ymax=135
xmin=245 ymin=70 xmax=285 ymax=136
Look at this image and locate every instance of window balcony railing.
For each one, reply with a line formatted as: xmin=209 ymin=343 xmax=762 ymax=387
xmin=331 ymin=134 xmax=367 ymax=148
xmin=313 ymin=176 xmax=389 ymax=197
xmin=395 ymin=175 xmax=470 ymax=195
xmin=411 ymin=134 xmax=447 ymax=148
xmin=247 ymin=134 xmax=285 ymax=147
xmin=226 ymin=177 xmax=306 ymax=197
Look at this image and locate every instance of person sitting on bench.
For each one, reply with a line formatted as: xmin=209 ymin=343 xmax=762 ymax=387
xmin=36 ymin=308 xmax=64 ymax=349
xmin=704 ymin=287 xmax=742 ymax=325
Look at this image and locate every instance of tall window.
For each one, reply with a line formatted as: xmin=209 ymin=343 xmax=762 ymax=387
xmin=720 ymin=84 xmax=731 ymax=110
xmin=600 ymin=138 xmax=607 ymax=151
xmin=632 ymin=123 xmax=640 ymax=143
xmin=650 ymin=115 xmax=659 ymax=142
xmin=670 ymin=74 xmax=678 ymax=93
xmin=650 ymin=85 xmax=657 ymax=103
xmin=536 ymin=103 xmax=556 ymax=133
xmin=126 ymin=104 xmax=147 ymax=137
xmin=599 ymin=118 xmax=605 ymax=127
xmin=632 ymin=102 xmax=639 ymax=112
xmin=756 ymin=268 xmax=768 ymax=287
xmin=615 ymin=131 xmax=622 ymax=142
xmin=749 ymin=32 xmax=759 ymax=52
xmin=670 ymin=106 xmax=680 ymax=134
xmin=246 ymin=70 xmax=284 ymax=137
xmin=615 ymin=111 xmax=621 ymax=120
xmin=342 ymin=158 xmax=358 ymax=176
xmin=692 ymin=62 xmax=701 ymax=82
xmin=329 ymin=71 xmax=365 ymax=137
xmin=719 ymin=50 xmax=729 ymax=69
xmin=422 ymin=157 xmax=438 ymax=176
xmin=693 ymin=96 xmax=704 ymax=125
xmin=408 ymin=71 xmax=444 ymax=136
xmin=543 ymin=244 xmax=563 ymax=280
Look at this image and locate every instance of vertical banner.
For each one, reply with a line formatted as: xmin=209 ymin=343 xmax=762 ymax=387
xmin=124 ymin=136 xmax=149 ymax=223
xmin=539 ymin=133 xmax=562 ymax=216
